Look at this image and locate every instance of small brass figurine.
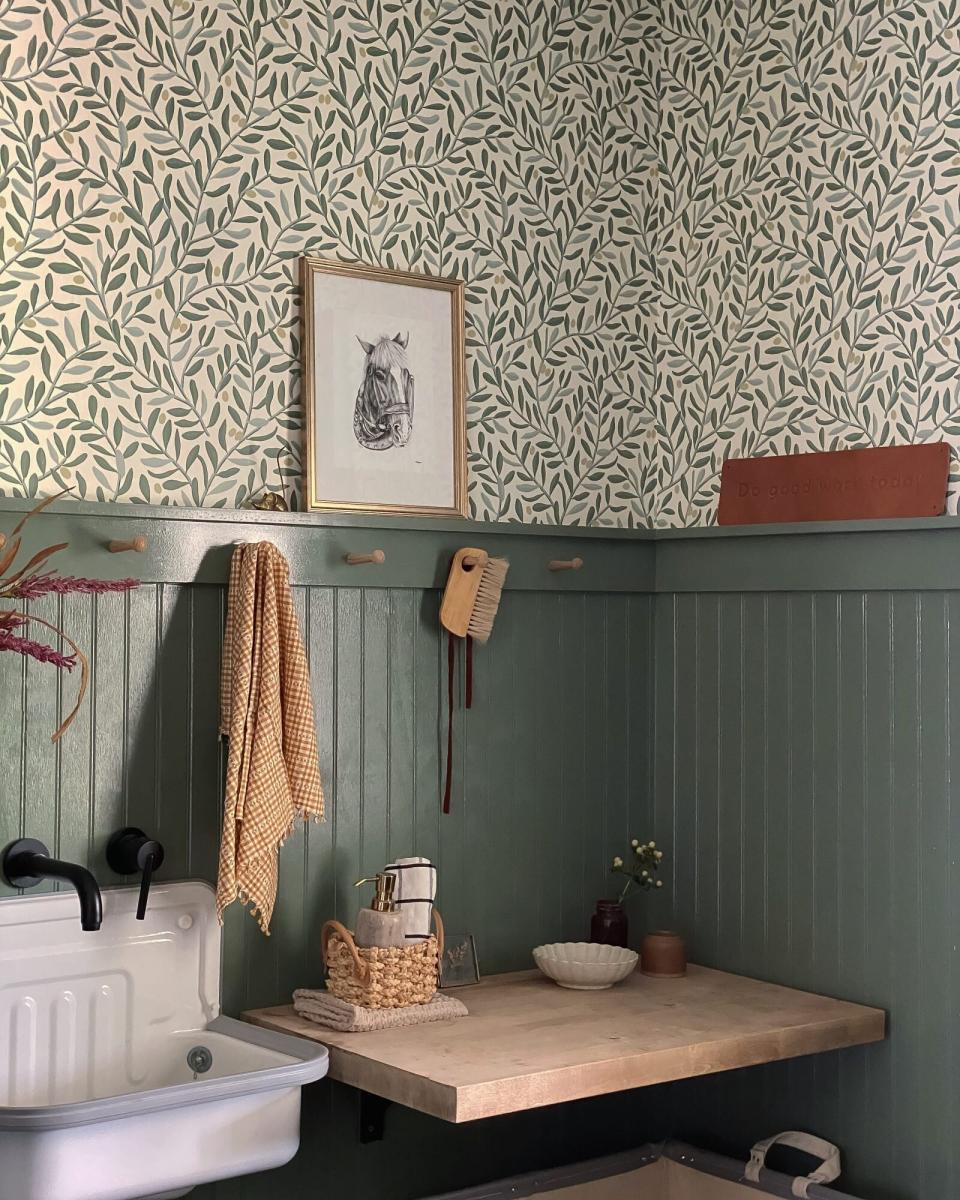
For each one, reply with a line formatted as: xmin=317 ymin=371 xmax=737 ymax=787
xmin=249 ymin=490 xmax=289 ymax=512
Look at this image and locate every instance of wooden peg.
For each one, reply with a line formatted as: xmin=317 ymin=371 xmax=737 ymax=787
xmin=108 ymin=535 xmax=148 ymax=553
xmin=345 ymin=549 xmax=385 ymax=565
xmin=0 ymin=532 xmax=6 ymax=550
xmin=548 ymin=556 xmax=583 ymax=572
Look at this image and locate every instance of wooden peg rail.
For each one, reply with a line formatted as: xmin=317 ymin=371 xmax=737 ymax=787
xmin=345 ymin=549 xmax=386 ymax=565
xmin=548 ymin=556 xmax=583 ymax=572
xmin=108 ymin=535 xmax=148 ymax=553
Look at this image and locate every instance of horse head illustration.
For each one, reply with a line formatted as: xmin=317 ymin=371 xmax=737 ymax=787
xmin=353 ymin=332 xmax=414 ymax=450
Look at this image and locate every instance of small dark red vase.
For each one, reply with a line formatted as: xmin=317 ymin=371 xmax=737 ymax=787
xmin=590 ymin=900 xmax=628 ymax=947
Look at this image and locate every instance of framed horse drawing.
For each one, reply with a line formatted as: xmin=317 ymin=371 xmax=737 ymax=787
xmin=301 ymin=257 xmax=467 ymax=517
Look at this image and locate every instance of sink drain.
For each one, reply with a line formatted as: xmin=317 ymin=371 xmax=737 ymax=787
xmin=187 ymin=1045 xmax=213 ymax=1076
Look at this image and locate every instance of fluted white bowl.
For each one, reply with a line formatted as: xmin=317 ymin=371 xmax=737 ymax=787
xmin=532 ymin=942 xmax=638 ymax=990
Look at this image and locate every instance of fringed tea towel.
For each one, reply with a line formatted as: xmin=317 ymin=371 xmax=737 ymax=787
xmin=293 ymin=988 xmax=467 ymax=1032
xmin=217 ymin=542 xmax=324 ymax=934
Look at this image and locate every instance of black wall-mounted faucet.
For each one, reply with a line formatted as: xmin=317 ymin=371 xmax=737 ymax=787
xmin=106 ymin=827 xmax=165 ymax=919
xmin=1 ymin=839 xmax=103 ymax=931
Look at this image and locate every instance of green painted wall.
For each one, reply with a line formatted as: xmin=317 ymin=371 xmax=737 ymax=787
xmin=4 ymin=500 xmax=953 ymax=1200
xmin=652 ymin=590 xmax=958 ymax=1200
xmin=0 ymin=505 xmax=660 ymax=1199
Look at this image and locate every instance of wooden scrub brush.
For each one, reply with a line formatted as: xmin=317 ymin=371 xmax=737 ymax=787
xmin=440 ymin=548 xmax=508 ymax=644
xmin=439 ymin=548 xmax=509 ymax=812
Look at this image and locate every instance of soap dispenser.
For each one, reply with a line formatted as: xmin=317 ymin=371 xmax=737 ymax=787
xmin=354 ymin=873 xmax=406 ymax=948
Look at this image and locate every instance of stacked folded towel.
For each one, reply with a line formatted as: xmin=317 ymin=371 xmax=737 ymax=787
xmin=384 ymin=857 xmax=437 ymax=942
xmin=293 ymin=988 xmax=467 ymax=1032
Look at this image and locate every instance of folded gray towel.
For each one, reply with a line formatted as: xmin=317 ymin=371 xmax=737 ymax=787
xmin=293 ymin=988 xmax=467 ymax=1032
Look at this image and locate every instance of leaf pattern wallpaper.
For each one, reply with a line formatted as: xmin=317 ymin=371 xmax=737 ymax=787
xmin=2 ymin=0 xmax=960 ymax=525
xmin=654 ymin=0 xmax=960 ymax=524
xmin=0 ymin=0 xmax=658 ymax=523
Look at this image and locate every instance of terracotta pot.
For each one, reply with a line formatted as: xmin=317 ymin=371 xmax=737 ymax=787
xmin=640 ymin=930 xmax=686 ymax=977
xmin=590 ymin=900 xmax=628 ymax=947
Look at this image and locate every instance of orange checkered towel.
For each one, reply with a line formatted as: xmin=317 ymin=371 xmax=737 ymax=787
xmin=217 ymin=542 xmax=324 ymax=934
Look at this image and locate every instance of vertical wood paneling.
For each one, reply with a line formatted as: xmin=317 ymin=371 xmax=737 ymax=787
xmin=10 ymin=552 xmax=954 ymax=1200
xmin=916 ymin=594 xmax=949 ymax=1198
xmin=559 ymin=594 xmax=587 ymax=942
xmin=24 ymin=594 xmax=60 ymax=856
xmin=762 ymin=596 xmax=790 ymax=980
xmin=512 ymin=594 xmax=543 ymax=959
xmin=535 ymin=592 xmax=565 ymax=946
xmin=57 ymin=593 xmax=95 ymax=870
xmin=809 ymin=593 xmax=840 ymax=1138
xmin=187 ymin=585 xmax=224 ymax=881
xmin=947 ymin=595 xmax=960 ymax=1195
xmin=672 ymin=595 xmax=698 ymax=941
xmin=717 ymin=595 xmax=743 ymax=971
xmin=695 ymin=595 xmax=720 ymax=961
xmin=360 ymin=589 xmax=391 ymax=879
xmin=602 ymin=596 xmax=630 ymax=898
xmin=653 ymin=588 xmax=957 ymax=1200
xmin=0 ymin=640 xmax=23 ymax=855
xmin=651 ymin=591 xmax=678 ymax=967
xmin=332 ymin=587 xmax=363 ymax=932
xmin=0 ymin=580 xmax=650 ymax=1001
xmin=740 ymin=594 xmax=766 ymax=974
xmin=125 ymin=586 xmax=159 ymax=856
xmin=301 ymin=587 xmax=336 ymax=994
xmin=387 ymin=590 xmax=417 ymax=862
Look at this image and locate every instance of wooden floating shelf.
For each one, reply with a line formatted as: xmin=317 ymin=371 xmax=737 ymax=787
xmin=243 ymin=966 xmax=884 ymax=1124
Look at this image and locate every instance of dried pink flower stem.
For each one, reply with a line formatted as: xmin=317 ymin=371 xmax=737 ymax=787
xmin=0 ymin=611 xmax=89 ymax=742
xmin=7 ymin=573 xmax=139 ymax=600
xmin=0 ymin=493 xmax=137 ymax=741
xmin=0 ymin=630 xmax=77 ymax=669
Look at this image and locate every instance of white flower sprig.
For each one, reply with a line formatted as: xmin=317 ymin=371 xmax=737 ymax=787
xmin=611 ymin=838 xmax=665 ymax=904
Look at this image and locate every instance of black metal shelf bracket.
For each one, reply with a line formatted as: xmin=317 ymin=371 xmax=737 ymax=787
xmin=358 ymin=1090 xmax=392 ymax=1143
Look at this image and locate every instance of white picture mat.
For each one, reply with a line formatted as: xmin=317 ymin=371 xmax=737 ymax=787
xmin=310 ymin=272 xmax=455 ymax=508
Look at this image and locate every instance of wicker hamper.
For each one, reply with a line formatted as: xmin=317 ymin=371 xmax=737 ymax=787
xmin=321 ymin=911 xmax=444 ymax=1009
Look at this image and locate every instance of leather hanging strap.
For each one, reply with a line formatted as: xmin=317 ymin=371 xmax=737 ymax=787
xmin=443 ymin=631 xmax=455 ymax=814
xmin=443 ymin=634 xmax=475 ymax=813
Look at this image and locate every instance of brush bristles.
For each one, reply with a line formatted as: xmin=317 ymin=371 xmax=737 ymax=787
xmin=466 ymin=556 xmax=509 ymax=643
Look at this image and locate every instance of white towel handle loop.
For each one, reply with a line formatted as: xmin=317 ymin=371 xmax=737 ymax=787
xmin=745 ymin=1131 xmax=841 ymax=1198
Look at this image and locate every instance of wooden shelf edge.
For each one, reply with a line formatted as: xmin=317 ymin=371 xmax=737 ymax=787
xmin=243 ymin=969 xmax=886 ymax=1126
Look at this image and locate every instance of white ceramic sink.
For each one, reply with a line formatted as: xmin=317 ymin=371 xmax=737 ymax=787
xmin=0 ymin=880 xmax=328 ymax=1200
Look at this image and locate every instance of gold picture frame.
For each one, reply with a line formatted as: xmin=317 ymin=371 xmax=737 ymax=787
xmin=301 ymin=256 xmax=467 ymax=517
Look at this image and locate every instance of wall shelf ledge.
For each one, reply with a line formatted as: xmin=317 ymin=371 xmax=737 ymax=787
xmin=242 ymin=966 xmax=885 ymax=1124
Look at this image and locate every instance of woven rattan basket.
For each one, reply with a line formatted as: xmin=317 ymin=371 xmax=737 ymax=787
xmin=321 ymin=911 xmax=444 ymax=1009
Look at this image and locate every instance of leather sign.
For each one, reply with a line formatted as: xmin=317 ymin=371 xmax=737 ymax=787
xmin=717 ymin=443 xmax=950 ymax=525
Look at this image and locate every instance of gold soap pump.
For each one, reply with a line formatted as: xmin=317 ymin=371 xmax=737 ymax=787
xmin=353 ymin=873 xmax=406 ymax=949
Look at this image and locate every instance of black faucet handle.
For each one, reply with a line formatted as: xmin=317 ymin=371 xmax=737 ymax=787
xmin=136 ymin=849 xmax=158 ymax=920
xmin=106 ymin=827 xmax=165 ymax=919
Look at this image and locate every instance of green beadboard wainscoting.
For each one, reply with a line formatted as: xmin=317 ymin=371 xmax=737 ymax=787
xmin=0 ymin=499 xmax=662 ymax=1200
xmin=6 ymin=499 xmax=960 ymax=1199
xmin=651 ymin=589 xmax=960 ymax=1200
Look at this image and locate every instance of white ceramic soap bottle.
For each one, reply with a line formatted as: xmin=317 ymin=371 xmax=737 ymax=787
xmin=353 ymin=873 xmax=406 ymax=948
